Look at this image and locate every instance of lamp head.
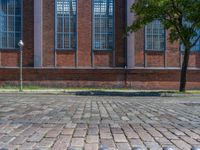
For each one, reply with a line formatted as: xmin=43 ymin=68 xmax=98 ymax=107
xmin=18 ymin=40 xmax=24 ymax=47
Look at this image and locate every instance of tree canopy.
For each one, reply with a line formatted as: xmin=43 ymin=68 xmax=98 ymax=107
xmin=128 ymin=0 xmax=200 ymax=47
xmin=128 ymin=0 xmax=200 ymax=91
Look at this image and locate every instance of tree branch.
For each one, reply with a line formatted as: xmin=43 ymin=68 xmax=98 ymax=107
xmin=191 ymin=34 xmax=200 ymax=47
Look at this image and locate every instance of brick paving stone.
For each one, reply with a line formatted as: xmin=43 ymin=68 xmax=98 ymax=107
xmin=144 ymin=141 xmax=162 ymax=150
xmin=130 ymin=139 xmax=146 ymax=148
xmin=100 ymin=139 xmax=116 ymax=149
xmin=100 ymin=127 xmax=110 ymax=133
xmin=116 ymin=142 xmax=131 ymax=150
xmin=27 ymin=132 xmax=45 ymax=142
xmin=111 ymin=127 xmax=123 ymax=134
xmin=65 ymin=123 xmax=77 ymax=128
xmin=147 ymin=129 xmax=163 ymax=138
xmin=169 ymin=128 xmax=186 ymax=136
xmin=85 ymin=143 xmax=98 ymax=150
xmin=52 ymin=135 xmax=71 ymax=150
xmin=180 ymin=136 xmax=200 ymax=145
xmin=10 ymin=135 xmax=27 ymax=145
xmin=62 ymin=128 xmax=74 ymax=135
xmin=20 ymin=126 xmax=37 ymax=137
xmin=0 ymin=135 xmax=15 ymax=144
xmin=76 ymin=123 xmax=88 ymax=129
xmin=70 ymin=138 xmax=85 ymax=147
xmin=34 ymin=137 xmax=55 ymax=148
xmin=137 ymin=131 xmax=155 ymax=142
xmin=100 ymin=132 xmax=112 ymax=139
xmin=18 ymin=142 xmax=36 ymax=150
xmin=86 ymin=135 xmax=99 ymax=143
xmin=161 ymin=131 xmax=179 ymax=140
xmin=181 ymin=128 xmax=200 ymax=139
xmin=73 ymin=129 xmax=87 ymax=138
xmin=171 ymin=139 xmax=192 ymax=150
xmin=45 ymin=129 xmax=61 ymax=138
xmin=88 ymin=127 xmax=99 ymax=135
xmin=9 ymin=125 xmax=30 ymax=136
xmin=155 ymin=137 xmax=172 ymax=146
xmin=113 ymin=134 xmax=127 ymax=143
xmin=124 ymin=130 xmax=140 ymax=139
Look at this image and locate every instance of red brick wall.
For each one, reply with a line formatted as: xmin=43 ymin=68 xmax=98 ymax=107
xmin=94 ymin=51 xmax=113 ymax=67
xmin=77 ymin=0 xmax=92 ymax=67
xmin=1 ymin=51 xmax=20 ymax=67
xmin=135 ymin=29 xmax=145 ymax=67
xmin=146 ymin=52 xmax=164 ymax=67
xmin=166 ymin=32 xmax=180 ymax=67
xmin=56 ymin=51 xmax=76 ymax=67
xmin=23 ymin=0 xmax=34 ymax=67
xmin=43 ymin=0 xmax=55 ymax=67
xmin=1 ymin=68 xmax=200 ymax=90
xmin=115 ymin=0 xmax=126 ymax=67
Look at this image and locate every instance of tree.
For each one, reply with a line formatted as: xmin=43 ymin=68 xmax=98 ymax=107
xmin=127 ymin=0 xmax=200 ymax=92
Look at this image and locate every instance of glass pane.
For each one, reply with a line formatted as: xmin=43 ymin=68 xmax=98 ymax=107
xmin=56 ymin=0 xmax=77 ymax=49
xmin=8 ymin=16 xmax=15 ymax=31
xmin=15 ymin=16 xmax=21 ymax=31
xmin=93 ymin=0 xmax=114 ymax=50
xmin=57 ymin=33 xmax=63 ymax=48
xmin=1 ymin=32 xmax=7 ymax=48
xmin=64 ymin=33 xmax=69 ymax=48
xmin=8 ymin=33 xmax=15 ymax=48
xmin=145 ymin=20 xmax=165 ymax=51
xmin=15 ymin=0 xmax=21 ymax=15
xmin=15 ymin=32 xmax=20 ymax=47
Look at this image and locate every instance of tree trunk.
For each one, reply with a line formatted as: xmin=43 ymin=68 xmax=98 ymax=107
xmin=179 ymin=47 xmax=191 ymax=92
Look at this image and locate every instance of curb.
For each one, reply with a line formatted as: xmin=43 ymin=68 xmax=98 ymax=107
xmin=0 ymin=90 xmax=200 ymax=97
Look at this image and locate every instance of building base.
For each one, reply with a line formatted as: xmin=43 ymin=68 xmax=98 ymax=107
xmin=0 ymin=68 xmax=200 ymax=90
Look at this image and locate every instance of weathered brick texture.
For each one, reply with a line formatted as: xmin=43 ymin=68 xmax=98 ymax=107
xmin=1 ymin=68 xmax=200 ymax=90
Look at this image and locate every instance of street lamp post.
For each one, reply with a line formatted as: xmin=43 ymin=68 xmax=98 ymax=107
xmin=18 ymin=40 xmax=24 ymax=92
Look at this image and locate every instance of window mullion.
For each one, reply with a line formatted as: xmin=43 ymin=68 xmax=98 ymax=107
xmin=62 ymin=0 xmax=64 ymax=49
xmin=14 ymin=0 xmax=16 ymax=48
xmin=7 ymin=1 xmax=8 ymax=48
xmin=100 ymin=1 xmax=102 ymax=49
xmin=69 ymin=0 xmax=71 ymax=49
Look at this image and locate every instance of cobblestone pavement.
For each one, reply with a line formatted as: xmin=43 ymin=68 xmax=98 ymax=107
xmin=0 ymin=94 xmax=199 ymax=150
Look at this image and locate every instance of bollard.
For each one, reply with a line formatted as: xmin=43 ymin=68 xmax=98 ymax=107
xmin=99 ymin=147 xmax=110 ymax=150
xmin=191 ymin=147 xmax=200 ymax=150
xmin=163 ymin=148 xmax=174 ymax=150
xmin=132 ymin=147 xmax=143 ymax=150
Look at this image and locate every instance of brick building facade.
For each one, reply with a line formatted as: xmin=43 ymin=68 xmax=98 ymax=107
xmin=0 ymin=0 xmax=200 ymax=90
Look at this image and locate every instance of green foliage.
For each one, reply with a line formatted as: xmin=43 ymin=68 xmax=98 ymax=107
xmin=128 ymin=0 xmax=200 ymax=48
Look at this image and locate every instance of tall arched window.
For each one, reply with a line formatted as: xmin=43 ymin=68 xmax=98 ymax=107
xmin=55 ymin=0 xmax=77 ymax=50
xmin=145 ymin=20 xmax=166 ymax=51
xmin=0 ymin=0 xmax=22 ymax=49
xmin=93 ymin=0 xmax=114 ymax=50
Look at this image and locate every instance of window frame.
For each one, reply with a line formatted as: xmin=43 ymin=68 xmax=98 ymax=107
xmin=144 ymin=20 xmax=166 ymax=52
xmin=0 ymin=0 xmax=23 ymax=50
xmin=92 ymin=0 xmax=115 ymax=51
xmin=55 ymin=0 xmax=78 ymax=50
